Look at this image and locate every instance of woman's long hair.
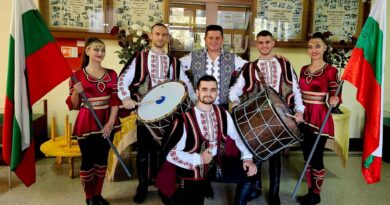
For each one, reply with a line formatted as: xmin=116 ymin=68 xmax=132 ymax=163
xmin=308 ymin=32 xmax=330 ymax=64
xmin=81 ymin=37 xmax=105 ymax=69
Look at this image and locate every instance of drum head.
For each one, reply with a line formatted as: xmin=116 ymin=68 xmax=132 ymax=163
xmin=137 ymin=81 xmax=186 ymax=122
xmin=267 ymin=89 xmax=302 ymax=140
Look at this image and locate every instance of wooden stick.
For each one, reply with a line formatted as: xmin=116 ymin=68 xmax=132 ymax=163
xmin=285 ymin=113 xmax=296 ymax=119
xmin=137 ymin=96 xmax=163 ymax=106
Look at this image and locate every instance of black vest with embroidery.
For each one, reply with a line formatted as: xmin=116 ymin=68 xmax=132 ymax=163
xmin=241 ymin=57 xmax=296 ymax=109
xmin=175 ymin=105 xmax=229 ymax=180
xmin=190 ymin=50 xmax=235 ymax=104
xmin=128 ymin=50 xmax=181 ymax=102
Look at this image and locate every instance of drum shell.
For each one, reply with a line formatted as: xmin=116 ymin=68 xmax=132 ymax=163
xmin=233 ymin=88 xmax=302 ymax=160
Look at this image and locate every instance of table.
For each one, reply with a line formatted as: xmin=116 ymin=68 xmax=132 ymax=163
xmin=40 ymin=136 xmax=81 ymax=178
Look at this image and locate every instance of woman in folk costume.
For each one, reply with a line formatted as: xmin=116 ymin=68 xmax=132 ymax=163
xmin=66 ymin=37 xmax=121 ymax=205
xmin=297 ymin=32 xmax=340 ymax=205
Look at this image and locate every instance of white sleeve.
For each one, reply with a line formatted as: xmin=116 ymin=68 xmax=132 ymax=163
xmin=229 ymin=73 xmax=245 ymax=104
xmin=180 ymin=54 xmax=192 ymax=71
xmin=234 ymin=55 xmax=248 ymax=72
xmin=226 ymin=111 xmax=253 ymax=160
xmin=117 ymin=59 xmax=136 ymax=101
xmin=291 ymin=66 xmax=305 ymax=113
xmin=166 ymin=126 xmax=203 ymax=170
xmin=179 ymin=67 xmax=197 ymax=102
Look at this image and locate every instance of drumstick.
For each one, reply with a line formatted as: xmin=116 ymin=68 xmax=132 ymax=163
xmin=137 ymin=96 xmax=163 ymax=106
xmin=285 ymin=113 xmax=296 ymax=119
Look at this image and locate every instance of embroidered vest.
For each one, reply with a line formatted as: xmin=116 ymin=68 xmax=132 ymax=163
xmin=129 ymin=50 xmax=181 ymax=101
xmin=242 ymin=57 xmax=295 ymax=109
xmin=190 ymin=50 xmax=235 ymax=104
xmin=176 ymin=105 xmax=228 ymax=180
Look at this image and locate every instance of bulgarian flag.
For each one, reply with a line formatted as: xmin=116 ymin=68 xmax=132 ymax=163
xmin=2 ymin=0 xmax=72 ymax=186
xmin=342 ymin=0 xmax=387 ymax=184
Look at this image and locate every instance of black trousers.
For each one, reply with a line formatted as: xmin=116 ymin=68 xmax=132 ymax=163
xmin=300 ymin=127 xmax=327 ymax=170
xmin=136 ymin=124 xmax=161 ymax=186
xmin=78 ymin=134 xmax=111 ymax=171
xmin=181 ymin=180 xmax=208 ymax=205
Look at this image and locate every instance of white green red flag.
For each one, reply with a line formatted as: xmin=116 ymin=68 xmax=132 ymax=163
xmin=342 ymin=0 xmax=387 ymax=184
xmin=2 ymin=0 xmax=72 ymax=186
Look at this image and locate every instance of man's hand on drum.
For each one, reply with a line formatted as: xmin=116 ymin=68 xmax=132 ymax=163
xmin=329 ymin=96 xmax=340 ymax=107
xmin=243 ymin=160 xmax=257 ymax=177
xmin=294 ymin=111 xmax=304 ymax=124
xmin=120 ymin=98 xmax=138 ymax=109
xmin=101 ymin=120 xmax=114 ymax=138
xmin=201 ymin=148 xmax=213 ymax=164
xmin=231 ymin=101 xmax=240 ymax=109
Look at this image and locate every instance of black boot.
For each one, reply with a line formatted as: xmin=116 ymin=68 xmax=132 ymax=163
xmin=93 ymin=195 xmax=109 ymax=205
xmin=268 ymin=153 xmax=281 ymax=205
xmin=248 ymin=177 xmax=262 ymax=202
xmin=204 ymin=180 xmax=214 ymax=199
xmin=299 ymin=193 xmax=321 ymax=205
xmin=296 ymin=189 xmax=313 ymax=203
xmin=86 ymin=198 xmax=99 ymax=205
xmin=234 ymin=181 xmax=254 ymax=205
xmin=133 ymin=153 xmax=149 ymax=204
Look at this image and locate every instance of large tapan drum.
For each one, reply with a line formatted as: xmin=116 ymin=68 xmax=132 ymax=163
xmin=232 ymin=88 xmax=302 ymax=160
xmin=137 ymin=81 xmax=192 ymax=146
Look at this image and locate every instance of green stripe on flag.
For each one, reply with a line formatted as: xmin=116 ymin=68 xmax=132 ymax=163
xmin=355 ymin=16 xmax=383 ymax=84
xmin=364 ymin=155 xmax=375 ymax=168
xmin=6 ymin=36 xmax=15 ymax=101
xmin=22 ymin=9 xmax=55 ymax=56
xmin=10 ymin=117 xmax=22 ymax=170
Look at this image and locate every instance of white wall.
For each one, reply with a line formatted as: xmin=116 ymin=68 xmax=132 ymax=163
xmin=0 ymin=0 xmax=389 ymax=137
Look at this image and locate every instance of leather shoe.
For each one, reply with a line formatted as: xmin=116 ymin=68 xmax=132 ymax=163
xmin=93 ymin=195 xmax=109 ymax=205
xmin=133 ymin=186 xmax=148 ymax=204
xmin=268 ymin=194 xmax=281 ymax=205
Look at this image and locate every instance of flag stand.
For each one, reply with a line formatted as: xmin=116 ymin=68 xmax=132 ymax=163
xmin=9 ymin=166 xmax=12 ymax=188
xmin=291 ymin=81 xmax=344 ymax=199
xmin=71 ymin=75 xmax=132 ymax=179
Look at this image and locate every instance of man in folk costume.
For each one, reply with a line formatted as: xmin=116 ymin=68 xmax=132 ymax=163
xmin=229 ymin=30 xmax=305 ymax=205
xmin=117 ymin=23 xmax=194 ymax=204
xmin=180 ymin=24 xmax=248 ymax=109
xmin=158 ymin=75 xmax=257 ymax=205
xmin=179 ymin=24 xmax=248 ymax=198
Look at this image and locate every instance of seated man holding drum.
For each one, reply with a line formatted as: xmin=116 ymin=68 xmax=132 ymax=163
xmin=229 ymin=30 xmax=305 ymax=205
xmin=117 ymin=23 xmax=194 ymax=204
xmin=157 ymin=75 xmax=257 ymax=205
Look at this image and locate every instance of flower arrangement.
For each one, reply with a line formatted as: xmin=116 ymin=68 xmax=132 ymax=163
xmin=321 ymin=31 xmax=357 ymax=114
xmin=322 ymin=31 xmax=357 ymax=70
xmin=111 ymin=23 xmax=151 ymax=65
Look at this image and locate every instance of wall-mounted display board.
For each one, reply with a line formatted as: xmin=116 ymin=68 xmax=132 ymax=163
xmin=39 ymin=0 xmax=168 ymax=38
xmin=311 ymin=0 xmax=363 ymax=42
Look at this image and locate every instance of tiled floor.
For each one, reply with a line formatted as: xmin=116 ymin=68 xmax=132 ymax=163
xmin=0 ymin=152 xmax=389 ymax=205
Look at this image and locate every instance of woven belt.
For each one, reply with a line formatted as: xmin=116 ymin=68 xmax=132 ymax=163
xmin=302 ymin=91 xmax=327 ymax=104
xmin=82 ymin=96 xmax=110 ymax=109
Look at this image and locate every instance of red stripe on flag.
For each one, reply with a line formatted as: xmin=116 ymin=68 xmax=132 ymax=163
xmin=343 ymin=48 xmax=382 ymax=184
xmin=14 ymin=140 xmax=36 ymax=187
xmin=26 ymin=42 xmax=72 ymax=105
xmin=2 ymin=97 xmax=14 ymax=165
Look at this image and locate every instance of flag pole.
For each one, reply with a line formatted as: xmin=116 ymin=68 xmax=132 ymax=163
xmin=71 ymin=75 xmax=132 ymax=178
xmin=291 ymin=81 xmax=344 ymax=199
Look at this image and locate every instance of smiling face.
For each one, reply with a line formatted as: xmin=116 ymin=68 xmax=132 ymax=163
xmin=86 ymin=42 xmax=106 ymax=63
xmin=256 ymin=35 xmax=275 ymax=57
xmin=196 ymin=80 xmax=218 ymax=105
xmin=307 ymin=38 xmax=327 ymax=61
xmin=149 ymin=25 xmax=169 ymax=49
xmin=204 ymin=30 xmax=223 ymax=53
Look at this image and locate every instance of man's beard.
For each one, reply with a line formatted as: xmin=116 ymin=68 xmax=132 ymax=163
xmin=199 ymin=96 xmax=215 ymax=104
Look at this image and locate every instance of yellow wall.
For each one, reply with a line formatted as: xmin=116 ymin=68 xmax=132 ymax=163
xmin=0 ymin=0 xmax=389 ymax=138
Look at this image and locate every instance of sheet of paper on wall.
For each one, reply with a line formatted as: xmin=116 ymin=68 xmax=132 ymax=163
xmin=61 ymin=46 xmax=78 ymax=58
xmin=223 ymin=34 xmax=232 ymax=51
xmin=233 ymin=35 xmax=243 ymax=53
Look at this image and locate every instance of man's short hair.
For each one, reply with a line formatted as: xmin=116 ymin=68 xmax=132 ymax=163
xmin=196 ymin=75 xmax=218 ymax=89
xmin=205 ymin=25 xmax=223 ymax=37
xmin=256 ymin=30 xmax=273 ymax=39
xmin=151 ymin=23 xmax=168 ymax=32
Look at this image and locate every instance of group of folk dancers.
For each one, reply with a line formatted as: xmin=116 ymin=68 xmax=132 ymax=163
xmin=66 ymin=23 xmax=340 ymax=205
